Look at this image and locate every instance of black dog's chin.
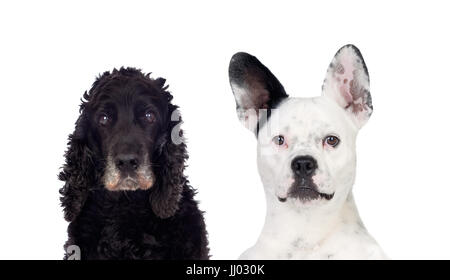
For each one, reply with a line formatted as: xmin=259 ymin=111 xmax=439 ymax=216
xmin=117 ymin=177 xmax=140 ymax=191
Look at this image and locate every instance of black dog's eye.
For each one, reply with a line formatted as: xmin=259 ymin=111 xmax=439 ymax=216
xmin=144 ymin=110 xmax=155 ymax=123
xmin=272 ymin=135 xmax=285 ymax=146
xmin=98 ymin=113 xmax=110 ymax=126
xmin=324 ymin=135 xmax=340 ymax=148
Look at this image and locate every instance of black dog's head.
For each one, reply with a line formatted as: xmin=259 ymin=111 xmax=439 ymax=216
xmin=59 ymin=68 xmax=187 ymax=220
xmin=88 ymin=68 xmax=170 ymax=191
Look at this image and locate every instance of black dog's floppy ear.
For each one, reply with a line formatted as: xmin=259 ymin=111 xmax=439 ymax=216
xmin=228 ymin=52 xmax=288 ymax=134
xmin=58 ymin=111 xmax=98 ymax=222
xmin=322 ymin=44 xmax=373 ymax=129
xmin=149 ymin=105 xmax=186 ymax=219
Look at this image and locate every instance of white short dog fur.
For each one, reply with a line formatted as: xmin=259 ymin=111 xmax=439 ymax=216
xmin=228 ymin=45 xmax=387 ymax=260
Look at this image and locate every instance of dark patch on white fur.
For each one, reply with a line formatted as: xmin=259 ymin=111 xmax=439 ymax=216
xmin=229 ymin=52 xmax=289 ymax=136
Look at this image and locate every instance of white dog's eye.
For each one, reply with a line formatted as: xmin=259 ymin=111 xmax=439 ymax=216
xmin=324 ymin=135 xmax=340 ymax=148
xmin=272 ymin=135 xmax=285 ymax=146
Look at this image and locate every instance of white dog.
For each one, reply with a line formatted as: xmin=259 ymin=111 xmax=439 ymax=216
xmin=228 ymin=45 xmax=387 ymax=260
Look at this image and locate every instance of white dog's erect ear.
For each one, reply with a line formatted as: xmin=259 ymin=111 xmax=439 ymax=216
xmin=322 ymin=45 xmax=373 ymax=128
xmin=229 ymin=52 xmax=288 ymax=133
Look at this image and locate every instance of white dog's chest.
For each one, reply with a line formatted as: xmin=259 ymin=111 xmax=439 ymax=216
xmin=241 ymin=231 xmax=386 ymax=260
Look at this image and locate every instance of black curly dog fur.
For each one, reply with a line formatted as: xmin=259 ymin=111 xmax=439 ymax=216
xmin=59 ymin=68 xmax=209 ymax=259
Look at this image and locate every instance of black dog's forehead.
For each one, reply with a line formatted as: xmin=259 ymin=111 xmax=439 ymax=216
xmin=92 ymin=80 xmax=168 ymax=112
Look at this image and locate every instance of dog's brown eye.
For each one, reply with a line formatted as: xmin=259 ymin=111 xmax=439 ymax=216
xmin=98 ymin=113 xmax=109 ymax=126
xmin=144 ymin=110 xmax=155 ymax=123
xmin=324 ymin=135 xmax=340 ymax=147
xmin=272 ymin=135 xmax=285 ymax=146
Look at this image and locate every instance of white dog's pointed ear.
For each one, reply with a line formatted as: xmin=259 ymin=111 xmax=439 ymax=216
xmin=229 ymin=52 xmax=288 ymax=133
xmin=322 ymin=45 xmax=373 ymax=128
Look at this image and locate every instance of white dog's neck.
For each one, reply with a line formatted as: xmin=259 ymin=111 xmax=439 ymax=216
xmin=259 ymin=190 xmax=364 ymax=250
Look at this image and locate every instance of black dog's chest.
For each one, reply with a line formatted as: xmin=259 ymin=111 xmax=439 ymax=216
xmin=71 ymin=190 xmax=167 ymax=259
xmin=65 ymin=186 xmax=208 ymax=260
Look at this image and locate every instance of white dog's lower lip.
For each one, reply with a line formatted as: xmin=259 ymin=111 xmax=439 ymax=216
xmin=297 ymin=187 xmax=334 ymax=200
xmin=319 ymin=191 xmax=334 ymax=200
xmin=280 ymin=187 xmax=335 ymax=202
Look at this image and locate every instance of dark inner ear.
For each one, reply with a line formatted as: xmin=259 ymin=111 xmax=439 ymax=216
xmin=229 ymin=52 xmax=288 ymax=111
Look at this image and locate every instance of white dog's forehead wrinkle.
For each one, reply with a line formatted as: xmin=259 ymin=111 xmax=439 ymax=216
xmin=262 ymin=97 xmax=357 ymax=140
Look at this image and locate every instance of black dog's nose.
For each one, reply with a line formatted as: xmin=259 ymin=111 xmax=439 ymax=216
xmin=115 ymin=154 xmax=139 ymax=172
xmin=291 ymin=156 xmax=317 ymax=177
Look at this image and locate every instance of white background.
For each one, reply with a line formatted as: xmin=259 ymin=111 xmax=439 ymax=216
xmin=0 ymin=0 xmax=449 ymax=260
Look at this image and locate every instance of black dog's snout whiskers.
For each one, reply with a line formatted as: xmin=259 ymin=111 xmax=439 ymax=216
xmin=291 ymin=156 xmax=317 ymax=177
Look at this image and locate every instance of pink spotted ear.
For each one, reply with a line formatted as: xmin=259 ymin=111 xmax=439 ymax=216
xmin=322 ymin=45 xmax=373 ymax=128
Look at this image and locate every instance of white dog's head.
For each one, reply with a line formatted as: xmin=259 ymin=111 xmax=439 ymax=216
xmin=229 ymin=45 xmax=372 ymax=210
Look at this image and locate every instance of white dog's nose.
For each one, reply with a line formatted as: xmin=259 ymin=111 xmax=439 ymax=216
xmin=291 ymin=156 xmax=317 ymax=177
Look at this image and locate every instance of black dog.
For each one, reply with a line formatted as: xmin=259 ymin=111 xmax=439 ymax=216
xmin=59 ymin=68 xmax=209 ymax=259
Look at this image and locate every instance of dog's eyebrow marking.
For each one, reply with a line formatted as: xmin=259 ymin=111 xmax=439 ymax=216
xmin=97 ymin=101 xmax=115 ymax=110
